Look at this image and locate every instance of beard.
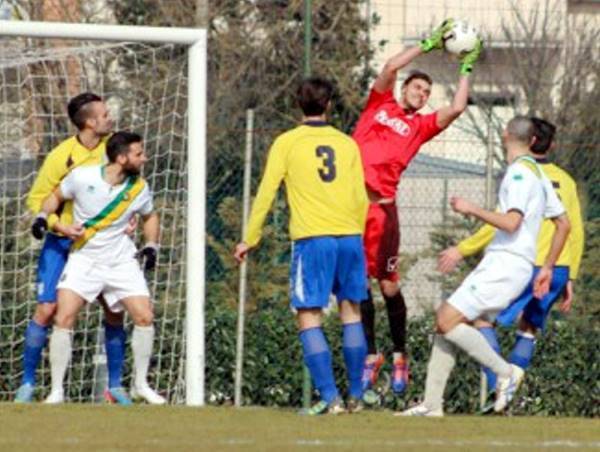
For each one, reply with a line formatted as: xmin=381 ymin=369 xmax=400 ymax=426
xmin=124 ymin=164 xmax=141 ymax=177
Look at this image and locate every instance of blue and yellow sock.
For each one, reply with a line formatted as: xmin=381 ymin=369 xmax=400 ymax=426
xmin=299 ymin=327 xmax=338 ymax=404
xmin=342 ymin=322 xmax=367 ymax=399
xmin=509 ymin=331 xmax=535 ymax=369
xmin=104 ymin=322 xmax=126 ymax=389
xmin=21 ymin=320 xmax=49 ymax=386
xmin=478 ymin=326 xmax=501 ymax=392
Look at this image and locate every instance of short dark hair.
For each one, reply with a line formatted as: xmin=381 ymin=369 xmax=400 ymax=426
xmin=402 ymin=70 xmax=433 ymax=87
xmin=297 ymin=77 xmax=334 ymax=116
xmin=530 ymin=117 xmax=556 ymax=155
xmin=106 ymin=131 xmax=142 ymax=163
xmin=67 ymin=92 xmax=102 ymax=130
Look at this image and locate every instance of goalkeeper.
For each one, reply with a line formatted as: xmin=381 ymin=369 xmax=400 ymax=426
xmin=38 ymin=131 xmax=164 ymax=405
xmin=352 ymin=19 xmax=482 ymax=397
xmin=234 ymin=77 xmax=369 ymax=414
xmin=15 ymin=93 xmax=130 ymax=404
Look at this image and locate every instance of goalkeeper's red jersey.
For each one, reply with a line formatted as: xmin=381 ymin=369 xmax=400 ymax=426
xmin=352 ymin=88 xmax=442 ymax=198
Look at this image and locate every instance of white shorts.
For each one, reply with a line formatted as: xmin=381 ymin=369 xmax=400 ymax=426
xmin=57 ymin=252 xmax=150 ymax=313
xmin=448 ymin=251 xmax=532 ymax=321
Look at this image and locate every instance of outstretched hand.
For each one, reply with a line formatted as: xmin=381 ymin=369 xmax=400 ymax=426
xmin=450 ymin=196 xmax=476 ymax=216
xmin=459 ymin=37 xmax=483 ymax=76
xmin=420 ymin=18 xmax=454 ymax=53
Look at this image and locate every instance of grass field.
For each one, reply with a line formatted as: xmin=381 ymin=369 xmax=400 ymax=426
xmin=1 ymin=405 xmax=599 ymax=451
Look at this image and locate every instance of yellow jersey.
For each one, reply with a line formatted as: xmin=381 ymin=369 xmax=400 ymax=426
xmin=245 ymin=122 xmax=368 ymax=247
xmin=457 ymin=161 xmax=584 ymax=279
xmin=26 ymin=135 xmax=108 ymax=230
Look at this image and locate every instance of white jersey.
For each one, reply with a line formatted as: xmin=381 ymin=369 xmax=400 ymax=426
xmin=60 ymin=165 xmax=153 ymax=263
xmin=486 ymin=156 xmax=565 ymax=263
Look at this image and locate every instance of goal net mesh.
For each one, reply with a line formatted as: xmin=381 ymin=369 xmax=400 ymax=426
xmin=0 ymin=40 xmax=191 ymax=403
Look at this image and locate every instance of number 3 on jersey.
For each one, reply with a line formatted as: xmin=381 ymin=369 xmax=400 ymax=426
xmin=316 ymin=146 xmax=336 ymax=182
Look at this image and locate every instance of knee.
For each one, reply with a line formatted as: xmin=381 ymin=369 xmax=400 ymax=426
xmin=104 ymin=309 xmax=124 ymax=327
xmin=435 ymin=315 xmax=452 ymax=335
xmin=518 ymin=318 xmax=537 ymax=335
xmin=33 ymin=303 xmax=57 ymax=326
xmin=133 ymin=310 xmax=154 ymax=327
xmin=379 ymin=280 xmax=399 ymax=298
xmin=54 ymin=310 xmax=76 ymax=329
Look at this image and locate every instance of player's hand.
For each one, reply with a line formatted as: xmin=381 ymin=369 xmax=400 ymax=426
xmin=438 ymin=246 xmax=463 ymax=273
xmin=459 ymin=37 xmax=483 ymax=76
xmin=125 ymin=215 xmax=138 ymax=236
xmin=55 ymin=223 xmax=85 ymax=241
xmin=450 ymin=196 xmax=475 ymax=216
xmin=558 ymin=280 xmax=573 ymax=313
xmin=234 ymin=242 xmax=250 ymax=263
xmin=420 ymin=18 xmax=454 ymax=53
xmin=533 ymin=265 xmax=553 ymax=299
xmin=138 ymin=243 xmax=158 ymax=271
xmin=31 ymin=214 xmax=48 ymax=240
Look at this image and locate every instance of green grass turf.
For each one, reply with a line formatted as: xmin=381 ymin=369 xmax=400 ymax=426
xmin=1 ymin=404 xmax=598 ymax=451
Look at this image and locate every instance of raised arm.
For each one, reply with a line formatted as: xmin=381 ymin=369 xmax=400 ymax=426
xmin=373 ymin=19 xmax=456 ymax=94
xmin=450 ymin=196 xmax=523 ymax=233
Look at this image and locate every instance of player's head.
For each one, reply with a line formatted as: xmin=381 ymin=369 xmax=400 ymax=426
xmin=67 ymin=92 xmax=113 ymax=136
xmin=530 ymin=117 xmax=556 ymax=155
xmin=503 ymin=116 xmax=535 ymax=148
xmin=297 ymin=77 xmax=334 ymax=117
xmin=400 ymin=71 xmax=432 ymax=111
xmin=106 ymin=131 xmax=147 ymax=175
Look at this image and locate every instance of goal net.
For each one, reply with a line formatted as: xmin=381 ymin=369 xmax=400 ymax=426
xmin=0 ymin=36 xmax=200 ymax=403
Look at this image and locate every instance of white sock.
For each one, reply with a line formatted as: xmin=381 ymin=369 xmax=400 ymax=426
xmin=132 ymin=325 xmax=154 ymax=388
xmin=49 ymin=327 xmax=72 ymax=393
xmin=423 ymin=335 xmax=456 ymax=411
xmin=445 ymin=323 xmax=511 ymax=378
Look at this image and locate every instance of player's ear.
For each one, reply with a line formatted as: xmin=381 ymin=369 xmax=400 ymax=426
xmin=530 ymin=135 xmax=537 ymax=149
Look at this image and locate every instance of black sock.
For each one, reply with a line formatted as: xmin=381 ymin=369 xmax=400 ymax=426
xmin=360 ymin=289 xmax=377 ymax=355
xmin=384 ymin=290 xmax=407 ymax=354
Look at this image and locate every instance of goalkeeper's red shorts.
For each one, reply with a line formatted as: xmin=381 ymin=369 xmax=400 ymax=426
xmin=363 ymin=202 xmax=400 ymax=282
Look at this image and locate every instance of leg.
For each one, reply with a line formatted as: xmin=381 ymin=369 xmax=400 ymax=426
xmin=438 ymin=302 xmax=512 ymax=378
xmin=475 ymin=318 xmax=501 ymax=393
xmin=297 ymin=308 xmax=339 ymax=406
xmin=359 ymin=288 xmax=377 ymax=355
xmin=46 ymin=289 xmax=86 ymax=403
xmin=380 ymin=279 xmax=409 ymax=394
xmin=339 ymin=301 xmax=367 ymax=400
xmin=120 ymin=296 xmax=165 ymax=405
xmin=99 ymin=297 xmax=126 ymax=390
xmin=508 ymin=318 xmax=537 ymax=369
xmin=17 ymin=234 xmax=70 ymax=401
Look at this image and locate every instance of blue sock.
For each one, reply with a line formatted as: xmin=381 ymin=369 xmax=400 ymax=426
xmin=478 ymin=326 xmax=501 ymax=392
xmin=342 ymin=322 xmax=367 ymax=398
xmin=299 ymin=327 xmax=338 ymax=404
xmin=509 ymin=332 xmax=536 ymax=369
xmin=104 ymin=322 xmax=126 ymax=389
xmin=22 ymin=320 xmax=49 ymax=386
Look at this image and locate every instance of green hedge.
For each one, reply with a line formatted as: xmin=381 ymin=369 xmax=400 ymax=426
xmin=206 ymin=303 xmax=599 ymax=417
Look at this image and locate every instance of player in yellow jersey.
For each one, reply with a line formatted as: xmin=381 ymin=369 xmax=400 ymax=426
xmin=15 ymin=93 xmax=129 ymax=404
xmin=437 ymin=117 xmax=584 ymax=406
xmin=234 ymin=77 xmax=370 ymax=414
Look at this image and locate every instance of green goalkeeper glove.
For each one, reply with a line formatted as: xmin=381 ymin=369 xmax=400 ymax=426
xmin=459 ymin=38 xmax=483 ymax=76
xmin=420 ymin=19 xmax=454 ymax=53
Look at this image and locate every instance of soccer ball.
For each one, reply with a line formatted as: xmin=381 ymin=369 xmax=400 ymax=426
xmin=443 ymin=20 xmax=479 ymax=56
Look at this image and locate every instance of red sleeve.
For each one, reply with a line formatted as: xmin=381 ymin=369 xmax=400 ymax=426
xmin=364 ymin=88 xmax=395 ymax=112
xmin=418 ymin=112 xmax=442 ymax=143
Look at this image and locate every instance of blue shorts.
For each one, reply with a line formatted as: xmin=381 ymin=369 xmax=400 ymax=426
xmin=36 ymin=233 xmax=72 ymax=303
xmin=496 ymin=266 xmax=569 ymax=330
xmin=289 ymin=235 xmax=367 ymax=309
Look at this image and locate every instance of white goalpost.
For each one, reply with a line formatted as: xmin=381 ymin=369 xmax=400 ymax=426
xmin=0 ymin=20 xmax=207 ymax=406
